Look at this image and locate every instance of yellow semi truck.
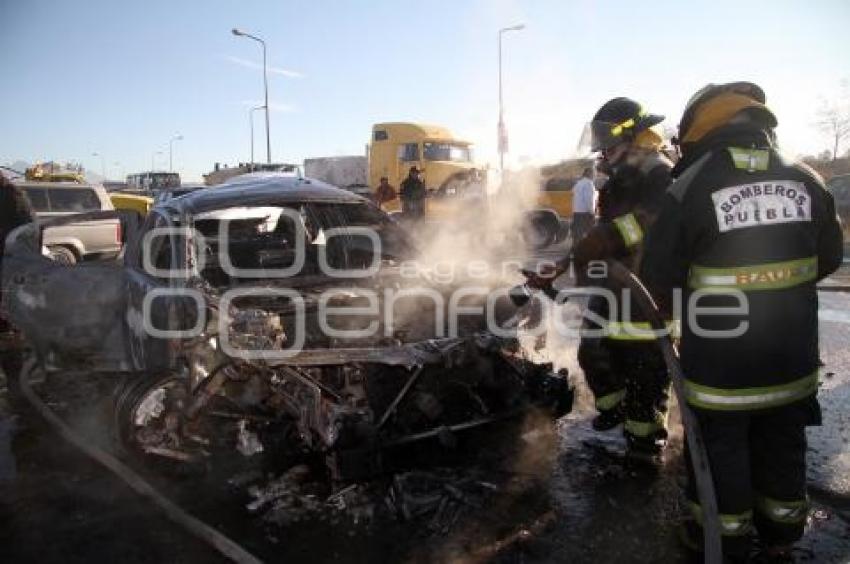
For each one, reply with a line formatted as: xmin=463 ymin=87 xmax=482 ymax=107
xmin=307 ymin=122 xmax=576 ymax=247
xmin=368 ymin=122 xmax=578 ymax=246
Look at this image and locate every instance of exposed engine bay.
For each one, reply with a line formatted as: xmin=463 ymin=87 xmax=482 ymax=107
xmin=117 ymin=331 xmax=572 ymax=480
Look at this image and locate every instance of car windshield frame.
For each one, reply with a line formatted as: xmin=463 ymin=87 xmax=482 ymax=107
xmin=182 ymin=201 xmax=413 ymax=285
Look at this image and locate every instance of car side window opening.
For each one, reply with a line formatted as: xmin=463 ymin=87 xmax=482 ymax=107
xmin=22 ymin=187 xmax=49 ymax=212
xmin=374 ymin=130 xmax=388 ymax=141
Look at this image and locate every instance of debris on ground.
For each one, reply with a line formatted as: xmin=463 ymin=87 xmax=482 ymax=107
xmin=247 ymin=464 xmax=313 ymax=513
xmin=387 ymin=468 xmax=500 ymax=535
xmin=249 ymin=470 xmax=373 ymax=529
xmin=0 ymin=413 xmax=17 ymax=482
xmin=236 ymin=420 xmax=264 ymax=457
xmin=243 ymin=464 xmax=502 ymax=536
xmin=227 ymin=468 xmax=264 ymax=489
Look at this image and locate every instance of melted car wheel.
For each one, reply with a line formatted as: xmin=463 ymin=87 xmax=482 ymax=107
xmin=113 ymin=373 xmax=204 ymax=463
xmin=521 ymin=211 xmax=559 ymax=249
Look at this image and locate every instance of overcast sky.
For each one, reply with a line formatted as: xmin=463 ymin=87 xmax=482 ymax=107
xmin=1 ymin=0 xmax=848 ymax=181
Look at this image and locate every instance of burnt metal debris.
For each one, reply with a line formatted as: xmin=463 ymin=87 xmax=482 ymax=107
xmin=241 ymin=463 xmax=501 ymax=536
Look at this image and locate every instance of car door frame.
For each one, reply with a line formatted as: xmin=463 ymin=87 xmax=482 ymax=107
xmin=123 ymin=207 xmax=201 ymax=373
xmin=1 ymin=210 xmax=133 ymax=372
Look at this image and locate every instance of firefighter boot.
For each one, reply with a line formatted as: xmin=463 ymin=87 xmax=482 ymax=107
xmin=592 ymin=406 xmax=624 ymax=431
xmin=625 ymin=427 xmax=668 ymax=468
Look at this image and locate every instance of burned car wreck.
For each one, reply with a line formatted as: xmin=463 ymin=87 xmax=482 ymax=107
xmin=2 ymin=175 xmax=572 ymax=480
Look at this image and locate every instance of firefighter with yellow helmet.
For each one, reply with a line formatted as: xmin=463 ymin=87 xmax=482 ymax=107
xmin=531 ymin=97 xmax=675 ymax=465
xmin=640 ymin=82 xmax=844 ymax=561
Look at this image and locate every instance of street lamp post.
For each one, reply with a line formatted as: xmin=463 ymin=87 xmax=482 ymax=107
xmin=232 ymin=28 xmax=271 ymax=164
xmin=151 ymin=151 xmax=163 ymax=172
xmin=497 ymin=23 xmax=525 ymax=173
xmin=249 ymin=105 xmax=266 ymax=168
xmin=169 ymin=134 xmax=183 ymax=173
xmin=91 ymin=151 xmax=106 ymax=179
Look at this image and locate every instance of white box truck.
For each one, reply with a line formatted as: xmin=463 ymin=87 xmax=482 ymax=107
xmin=303 ymin=156 xmax=370 ymax=198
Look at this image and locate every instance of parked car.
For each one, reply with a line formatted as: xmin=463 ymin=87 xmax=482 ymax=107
xmin=2 ymin=175 xmax=571 ymax=479
xmin=16 ymin=181 xmax=122 ymax=264
xmin=826 ymin=174 xmax=850 ymax=234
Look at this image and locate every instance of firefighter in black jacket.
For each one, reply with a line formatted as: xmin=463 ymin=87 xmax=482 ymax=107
xmin=534 ymin=98 xmax=675 ymax=463
xmin=0 ymin=175 xmax=34 ymax=264
xmin=0 ymin=175 xmax=35 ymax=297
xmin=640 ymin=82 xmax=844 ymax=561
xmin=0 ymin=175 xmax=35 ymax=397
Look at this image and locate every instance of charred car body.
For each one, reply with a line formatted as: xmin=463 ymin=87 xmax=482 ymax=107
xmin=1 ymin=175 xmax=572 ymax=479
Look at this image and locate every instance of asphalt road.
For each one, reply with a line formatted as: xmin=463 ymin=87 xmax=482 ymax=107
xmin=1 ymin=271 xmax=849 ymax=563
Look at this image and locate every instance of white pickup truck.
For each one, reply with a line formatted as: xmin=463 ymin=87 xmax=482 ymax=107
xmin=16 ymin=181 xmax=122 ymax=265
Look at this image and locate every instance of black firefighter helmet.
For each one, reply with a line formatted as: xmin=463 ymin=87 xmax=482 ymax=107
xmin=590 ymin=97 xmax=665 ymax=152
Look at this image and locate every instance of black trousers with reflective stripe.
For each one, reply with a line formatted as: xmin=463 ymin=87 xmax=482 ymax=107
xmin=578 ymin=296 xmax=669 ymax=438
xmin=685 ymin=397 xmax=821 ymax=556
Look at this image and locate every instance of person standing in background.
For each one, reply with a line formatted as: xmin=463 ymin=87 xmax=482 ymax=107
xmin=374 ymin=176 xmax=397 ymax=210
xmin=571 ymin=167 xmax=597 ymax=245
xmin=400 ymin=166 xmax=427 ymax=219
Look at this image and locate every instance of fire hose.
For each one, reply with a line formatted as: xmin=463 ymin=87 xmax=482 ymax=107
xmin=605 ymin=260 xmax=722 ymax=563
xmin=513 ymin=260 xmax=723 ymax=564
xmin=15 ymin=357 xmax=263 ymax=564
